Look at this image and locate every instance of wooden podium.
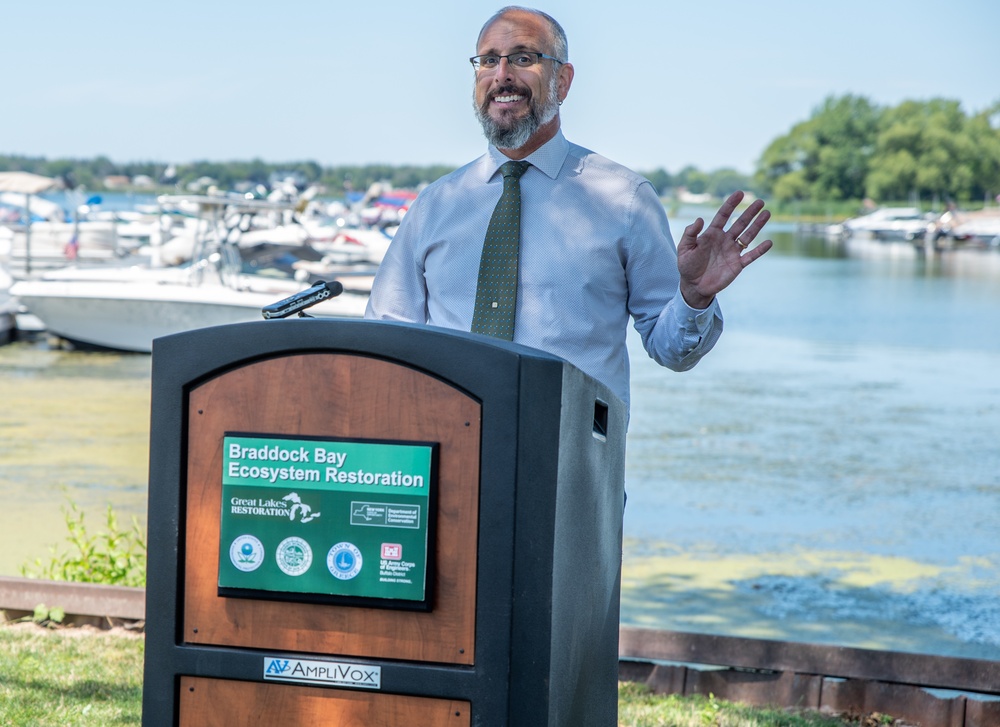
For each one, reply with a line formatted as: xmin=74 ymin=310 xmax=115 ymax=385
xmin=142 ymin=319 xmax=626 ymax=726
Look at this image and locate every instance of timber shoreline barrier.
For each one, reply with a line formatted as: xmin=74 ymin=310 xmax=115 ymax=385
xmin=2 ymin=576 xmax=998 ymax=725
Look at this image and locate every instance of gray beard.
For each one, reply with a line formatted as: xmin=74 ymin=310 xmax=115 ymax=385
xmin=475 ymin=74 xmax=560 ymax=150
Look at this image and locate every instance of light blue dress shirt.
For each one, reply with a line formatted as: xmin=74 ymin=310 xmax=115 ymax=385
xmin=365 ymin=130 xmax=723 ymax=412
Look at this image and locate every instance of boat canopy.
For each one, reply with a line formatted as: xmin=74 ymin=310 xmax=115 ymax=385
xmin=0 ymin=171 xmax=58 ymax=195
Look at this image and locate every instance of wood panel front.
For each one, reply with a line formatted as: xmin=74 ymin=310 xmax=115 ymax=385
xmin=183 ymin=353 xmax=481 ymax=664
xmin=178 ymin=676 xmax=471 ymax=727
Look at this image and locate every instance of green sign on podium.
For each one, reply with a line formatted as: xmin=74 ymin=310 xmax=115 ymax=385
xmin=218 ymin=433 xmax=436 ymax=608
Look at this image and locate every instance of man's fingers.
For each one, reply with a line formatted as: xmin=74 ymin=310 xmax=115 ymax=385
xmin=733 ymin=208 xmax=771 ymax=246
xmin=681 ymin=217 xmax=705 ymax=245
xmin=740 ymin=239 xmax=773 ymax=265
xmin=708 ymin=191 xmax=744 ymax=230
xmin=728 ymin=198 xmax=766 ymax=236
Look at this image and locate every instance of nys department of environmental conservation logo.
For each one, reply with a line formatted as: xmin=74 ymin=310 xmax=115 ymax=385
xmin=327 ymin=542 xmax=363 ymax=580
xmin=275 ymin=536 xmax=313 ymax=576
xmin=229 ymin=534 xmax=264 ymax=572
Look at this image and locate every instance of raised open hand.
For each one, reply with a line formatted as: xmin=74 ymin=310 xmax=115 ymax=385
xmin=676 ymin=190 xmax=772 ymax=309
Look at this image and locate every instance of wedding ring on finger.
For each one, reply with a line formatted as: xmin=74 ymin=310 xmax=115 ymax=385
xmin=735 ymin=237 xmax=749 ymax=250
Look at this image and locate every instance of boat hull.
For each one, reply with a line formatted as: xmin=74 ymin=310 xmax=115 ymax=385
xmin=10 ymin=279 xmax=369 ymax=353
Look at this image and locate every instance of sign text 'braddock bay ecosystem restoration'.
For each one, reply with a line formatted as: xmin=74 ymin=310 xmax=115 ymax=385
xmin=218 ymin=434 xmax=436 ymax=604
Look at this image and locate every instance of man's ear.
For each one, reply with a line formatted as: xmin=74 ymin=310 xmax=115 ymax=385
xmin=557 ymin=62 xmax=574 ymax=103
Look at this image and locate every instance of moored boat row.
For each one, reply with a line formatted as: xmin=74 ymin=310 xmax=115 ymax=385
xmin=827 ymin=205 xmax=1000 ymax=250
xmin=0 ymin=182 xmax=400 ymax=351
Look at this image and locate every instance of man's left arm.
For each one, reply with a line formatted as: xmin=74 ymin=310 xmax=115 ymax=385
xmin=627 ymin=186 xmax=771 ymax=371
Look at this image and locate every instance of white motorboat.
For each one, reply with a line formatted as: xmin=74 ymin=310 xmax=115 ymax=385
xmin=840 ymin=207 xmax=936 ymax=241
xmin=8 ymin=194 xmax=371 ymax=353
xmin=0 ymin=265 xmax=15 ymax=345
xmin=10 ymin=272 xmax=368 ymax=353
xmin=308 ymin=227 xmax=393 ymax=265
xmin=0 ymin=218 xmax=123 ymax=267
xmin=942 ymin=208 xmax=1000 ymax=248
xmin=0 ymin=173 xmax=124 ymax=272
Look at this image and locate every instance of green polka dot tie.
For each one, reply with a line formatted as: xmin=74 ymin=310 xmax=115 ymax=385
xmin=471 ymin=160 xmax=531 ymax=340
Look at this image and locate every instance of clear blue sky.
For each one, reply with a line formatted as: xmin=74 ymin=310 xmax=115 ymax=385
xmin=5 ymin=0 xmax=998 ymax=174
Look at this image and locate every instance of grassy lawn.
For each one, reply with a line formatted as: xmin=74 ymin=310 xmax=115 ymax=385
xmin=0 ymin=623 xmax=144 ymax=726
xmin=0 ymin=623 xmax=890 ymax=726
xmin=617 ymin=681 xmax=887 ymax=726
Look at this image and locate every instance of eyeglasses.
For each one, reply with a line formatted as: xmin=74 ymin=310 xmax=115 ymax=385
xmin=470 ymin=51 xmax=563 ymax=71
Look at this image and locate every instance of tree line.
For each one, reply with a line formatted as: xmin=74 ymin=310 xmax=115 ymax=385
xmin=755 ymin=95 xmax=1000 ymax=205
xmin=0 ymin=156 xmax=458 ymax=198
xmin=0 ymin=151 xmax=757 ymax=201
xmin=3 ymin=94 xmax=997 ymax=206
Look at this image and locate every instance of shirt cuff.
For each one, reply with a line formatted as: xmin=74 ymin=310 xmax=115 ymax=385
xmin=674 ymin=294 xmax=720 ymax=334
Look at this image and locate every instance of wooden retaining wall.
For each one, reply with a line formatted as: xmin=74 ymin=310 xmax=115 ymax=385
xmin=0 ymin=575 xmax=144 ymax=628
xmin=620 ymin=627 xmax=1000 ymax=727
xmin=2 ymin=578 xmax=998 ymax=725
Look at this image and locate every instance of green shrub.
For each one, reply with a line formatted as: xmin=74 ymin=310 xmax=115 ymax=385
xmin=21 ymin=501 xmax=146 ymax=587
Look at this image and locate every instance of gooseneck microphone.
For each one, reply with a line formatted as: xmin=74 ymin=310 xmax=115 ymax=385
xmin=261 ymin=280 xmax=344 ymax=319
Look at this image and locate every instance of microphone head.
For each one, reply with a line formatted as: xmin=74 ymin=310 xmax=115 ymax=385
xmin=260 ymin=279 xmax=344 ymax=319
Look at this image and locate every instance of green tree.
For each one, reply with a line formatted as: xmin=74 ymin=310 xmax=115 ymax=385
xmin=706 ymin=168 xmax=750 ymax=198
xmin=756 ymin=94 xmax=1000 ymax=205
xmin=675 ymin=165 xmax=710 ymax=194
xmin=640 ymin=167 xmax=673 ymax=196
xmin=966 ymin=101 xmax=1000 ymax=203
xmin=756 ymin=94 xmax=881 ymax=202
xmin=866 ymin=98 xmax=980 ymax=202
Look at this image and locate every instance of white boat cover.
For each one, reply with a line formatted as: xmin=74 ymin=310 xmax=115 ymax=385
xmin=0 ymin=172 xmax=58 ymax=195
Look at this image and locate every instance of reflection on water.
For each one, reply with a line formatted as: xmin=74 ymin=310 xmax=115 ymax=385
xmin=622 ymin=222 xmax=1000 ymax=659
xmin=2 ymin=222 xmax=999 ymax=660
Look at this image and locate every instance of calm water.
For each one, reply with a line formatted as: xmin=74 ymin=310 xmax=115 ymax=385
xmin=1 ymin=215 xmax=998 ymax=660
xmin=623 ymin=224 xmax=1000 ymax=660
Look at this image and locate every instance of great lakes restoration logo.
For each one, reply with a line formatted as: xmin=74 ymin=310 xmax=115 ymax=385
xmin=228 ymin=534 xmax=264 ymax=572
xmin=263 ymin=656 xmax=381 ymax=689
xmin=229 ymin=491 xmax=321 ymax=523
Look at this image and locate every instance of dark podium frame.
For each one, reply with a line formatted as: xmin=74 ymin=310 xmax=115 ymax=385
xmin=142 ymin=318 xmax=626 ymax=726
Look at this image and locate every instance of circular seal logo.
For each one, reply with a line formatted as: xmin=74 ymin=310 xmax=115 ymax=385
xmin=229 ymin=534 xmax=264 ymax=572
xmin=275 ymin=536 xmax=313 ymax=576
xmin=327 ymin=542 xmax=363 ymax=580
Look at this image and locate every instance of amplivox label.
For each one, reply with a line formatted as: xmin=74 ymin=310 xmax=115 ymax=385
xmin=263 ymin=656 xmax=381 ymax=689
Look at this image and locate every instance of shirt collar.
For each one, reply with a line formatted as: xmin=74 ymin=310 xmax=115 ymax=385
xmin=483 ymin=129 xmax=569 ymax=181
